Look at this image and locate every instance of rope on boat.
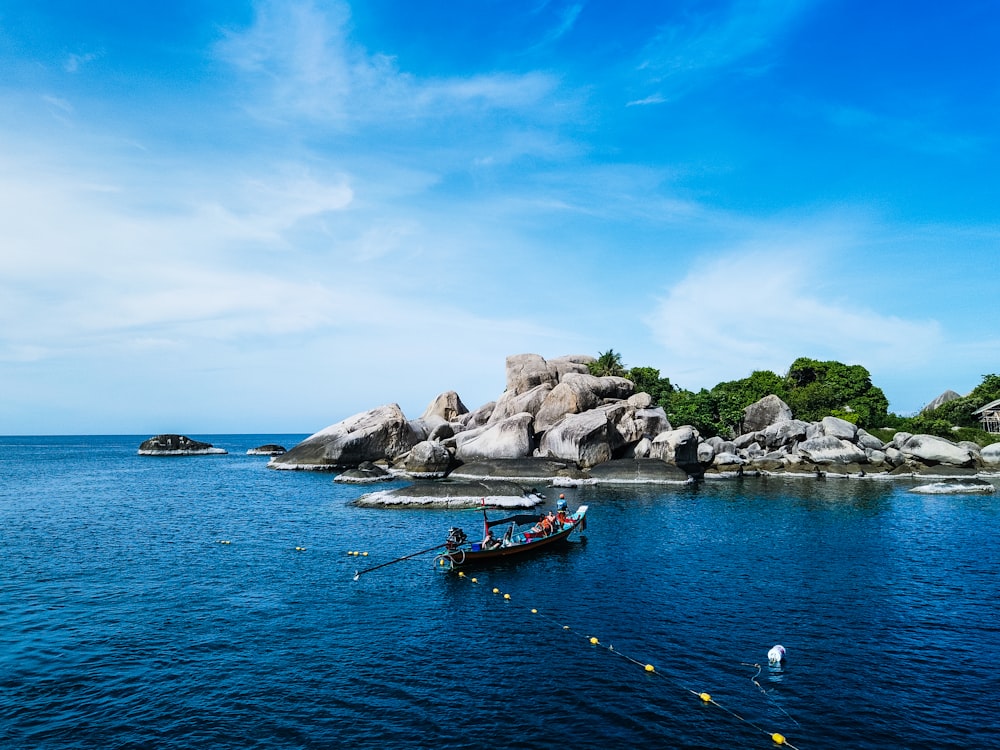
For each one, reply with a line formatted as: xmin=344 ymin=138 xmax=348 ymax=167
xmin=453 ymin=571 xmax=802 ymax=749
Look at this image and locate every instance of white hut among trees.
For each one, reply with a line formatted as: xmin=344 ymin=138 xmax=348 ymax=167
xmin=973 ymin=398 xmax=1000 ymax=434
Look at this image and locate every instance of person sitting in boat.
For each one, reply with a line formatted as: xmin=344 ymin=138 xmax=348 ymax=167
xmin=545 ymin=511 xmax=557 ymax=532
xmin=530 ymin=514 xmax=553 ymax=536
xmin=481 ymin=527 xmax=501 ymax=550
xmin=501 ymin=523 xmax=515 ymax=547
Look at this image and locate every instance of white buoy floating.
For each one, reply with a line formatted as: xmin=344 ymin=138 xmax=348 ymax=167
xmin=768 ymin=644 xmax=786 ymax=665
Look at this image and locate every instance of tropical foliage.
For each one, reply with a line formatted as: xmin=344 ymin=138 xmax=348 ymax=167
xmin=594 ymin=350 xmax=996 ymax=443
xmin=587 ymin=349 xmax=626 ymax=377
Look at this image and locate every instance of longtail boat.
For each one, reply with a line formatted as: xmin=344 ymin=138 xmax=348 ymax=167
xmin=436 ymin=504 xmax=588 ymax=569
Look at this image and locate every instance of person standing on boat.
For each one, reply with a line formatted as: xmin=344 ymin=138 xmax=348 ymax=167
xmin=556 ymin=499 xmax=574 ymax=528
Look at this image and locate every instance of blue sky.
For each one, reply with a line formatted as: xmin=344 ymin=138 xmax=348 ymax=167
xmin=1 ymin=0 xmax=997 ymax=435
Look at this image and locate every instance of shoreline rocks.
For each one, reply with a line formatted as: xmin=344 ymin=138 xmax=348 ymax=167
xmin=268 ymin=353 xmax=1000 ymax=493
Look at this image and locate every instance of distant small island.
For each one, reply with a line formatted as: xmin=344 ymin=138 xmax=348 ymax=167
xmin=138 ymin=435 xmax=227 ymax=456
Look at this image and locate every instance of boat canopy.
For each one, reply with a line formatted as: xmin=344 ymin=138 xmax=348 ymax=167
xmin=484 ymin=513 xmax=543 ymax=530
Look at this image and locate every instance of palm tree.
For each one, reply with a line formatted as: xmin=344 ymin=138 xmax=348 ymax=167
xmin=589 ymin=349 xmax=626 ymax=377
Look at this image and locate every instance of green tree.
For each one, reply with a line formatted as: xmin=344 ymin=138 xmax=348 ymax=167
xmin=664 ymin=388 xmax=720 ymax=436
xmin=712 ymin=370 xmax=788 ymax=433
xmin=588 ymin=349 xmax=626 ymax=377
xmin=783 ymin=357 xmax=889 ymax=427
xmin=626 ymin=366 xmax=675 ymax=407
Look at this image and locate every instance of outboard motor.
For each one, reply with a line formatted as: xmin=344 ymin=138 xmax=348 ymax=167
xmin=445 ymin=527 xmax=467 ymax=550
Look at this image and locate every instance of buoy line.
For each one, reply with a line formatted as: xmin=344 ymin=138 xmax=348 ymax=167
xmin=454 ymin=571 xmax=802 ymax=749
xmin=743 ymin=661 xmax=800 ymax=727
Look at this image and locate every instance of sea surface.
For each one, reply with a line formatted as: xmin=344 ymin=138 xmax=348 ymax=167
xmin=2 ymin=435 xmax=999 ymax=749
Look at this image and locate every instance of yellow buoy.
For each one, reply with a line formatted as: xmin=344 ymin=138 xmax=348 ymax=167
xmin=531 ymin=609 xmax=538 ymax=614
xmin=458 ymin=571 xmax=465 ymax=577
xmin=589 ymin=637 xmax=599 ymax=645
xmin=699 ymin=692 xmax=711 ymax=703
xmin=563 ymin=625 xmax=569 ymax=630
xmin=362 ymin=551 xmax=368 ymax=556
xmin=645 ymin=664 xmax=655 ymax=673
xmin=347 ymin=550 xmax=354 ymax=555
xmin=771 ymin=733 xmax=786 ymax=745
xmin=471 ymin=578 xmax=478 ymax=583
xmin=439 ymin=558 xmax=445 ymax=566
xmin=503 ymin=593 xmax=511 ymax=600
xmin=492 ymin=588 xmax=500 ymax=594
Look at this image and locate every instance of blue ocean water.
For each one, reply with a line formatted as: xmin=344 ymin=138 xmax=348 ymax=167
xmin=2 ymin=435 xmax=999 ymax=749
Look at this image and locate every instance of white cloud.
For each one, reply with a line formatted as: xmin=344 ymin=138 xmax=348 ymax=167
xmin=217 ymin=0 xmax=560 ymax=124
xmin=64 ymin=51 xmax=100 ymax=73
xmin=634 ymin=0 xmax=815 ymax=100
xmin=645 ymin=242 xmax=945 ymax=390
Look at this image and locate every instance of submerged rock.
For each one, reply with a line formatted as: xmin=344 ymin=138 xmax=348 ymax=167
xmin=138 ymin=435 xmax=227 ymax=456
xmin=586 ymin=458 xmax=691 ymax=484
xmin=909 ymin=479 xmax=996 ymax=495
xmin=335 ymin=461 xmax=395 ymax=484
xmin=354 ymin=480 xmax=545 ymax=509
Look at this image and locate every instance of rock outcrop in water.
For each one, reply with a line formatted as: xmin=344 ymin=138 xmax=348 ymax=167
xmin=247 ymin=444 xmax=286 ymax=456
xmin=138 ymin=435 xmax=227 ymax=456
xmin=268 ymin=354 xmax=1000 ymax=485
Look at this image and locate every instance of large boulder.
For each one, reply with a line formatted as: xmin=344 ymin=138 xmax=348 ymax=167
xmin=982 ymin=443 xmax=1000 ymax=467
xmin=820 ymin=416 xmax=858 ymax=441
xmin=538 ymin=410 xmax=613 ymax=468
xmin=403 ymin=440 xmax=452 ymax=478
xmin=421 ymin=391 xmax=468 ymax=423
xmin=547 ymin=355 xmax=594 ymax=381
xmin=535 ymin=373 xmax=634 ymax=432
xmin=900 ymin=435 xmax=976 ymax=467
xmin=762 ymin=419 xmax=810 ymax=450
xmin=734 ymin=431 xmax=764 ymax=450
xmin=270 ymin=404 xmax=419 ymax=470
xmin=595 ymin=402 xmax=669 ymax=450
xmin=628 ymin=392 xmax=653 ymax=409
xmin=649 ymin=426 xmax=700 ymax=468
xmin=504 ymin=353 xmax=559 ymax=396
xmin=455 ymin=413 xmax=534 ymax=461
xmin=856 ymin=429 xmax=885 ymax=451
xmin=697 ymin=441 xmax=716 ymax=466
xmin=797 ymin=435 xmax=868 ymax=465
xmin=459 ymin=401 xmax=495 ymax=429
xmin=488 ymin=383 xmax=552 ymax=424
xmin=890 ymin=432 xmax=913 ymax=449
xmin=741 ymin=395 xmax=793 ymax=435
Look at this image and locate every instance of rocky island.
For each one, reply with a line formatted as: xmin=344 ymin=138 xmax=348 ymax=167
xmin=138 ymin=435 xmax=227 ymax=456
xmin=268 ymin=354 xmax=1000 ymax=505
